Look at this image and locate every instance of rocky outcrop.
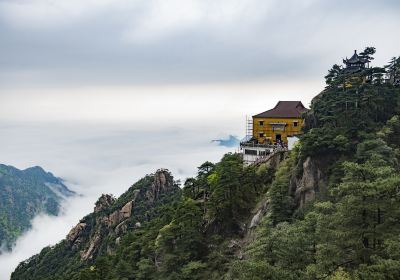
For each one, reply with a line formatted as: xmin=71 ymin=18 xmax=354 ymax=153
xmin=108 ymin=211 xmax=120 ymax=227
xmin=106 ymin=197 xmax=135 ymax=227
xmin=249 ymin=198 xmax=269 ymax=229
xmin=291 ymin=157 xmax=327 ymax=208
xmin=65 ymin=196 xmax=129 ymax=259
xmin=80 ymin=228 xmax=102 ymax=261
xmin=66 ymin=222 xmax=87 ymax=250
xmin=120 ymin=200 xmax=133 ymax=218
xmin=146 ymin=169 xmax=174 ymax=202
xmin=64 ymin=170 xmax=178 ymax=261
xmin=115 ymin=220 xmax=129 ymax=235
xmin=249 ymin=210 xmax=263 ymax=229
xmin=94 ymin=194 xmax=115 ymax=213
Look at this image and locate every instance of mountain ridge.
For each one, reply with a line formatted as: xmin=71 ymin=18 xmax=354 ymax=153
xmin=0 ymin=164 xmax=74 ymax=251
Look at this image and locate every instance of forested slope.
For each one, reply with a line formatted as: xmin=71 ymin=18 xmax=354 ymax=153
xmin=0 ymin=165 xmax=74 ymax=251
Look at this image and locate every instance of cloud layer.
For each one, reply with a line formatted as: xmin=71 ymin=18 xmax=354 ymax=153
xmin=0 ymin=120 xmax=233 ymax=279
xmin=0 ymin=0 xmax=399 ymax=88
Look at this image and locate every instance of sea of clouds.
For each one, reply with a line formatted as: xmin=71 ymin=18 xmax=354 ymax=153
xmin=0 ymin=122 xmax=236 ymax=278
xmin=0 ymin=84 xmax=316 ymax=279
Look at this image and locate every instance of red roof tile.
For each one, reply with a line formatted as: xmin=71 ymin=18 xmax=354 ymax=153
xmin=253 ymin=101 xmax=308 ymax=118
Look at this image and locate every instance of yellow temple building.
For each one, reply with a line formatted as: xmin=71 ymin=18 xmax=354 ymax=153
xmin=252 ymin=101 xmax=308 ymax=144
xmin=240 ymin=101 xmax=308 ymax=164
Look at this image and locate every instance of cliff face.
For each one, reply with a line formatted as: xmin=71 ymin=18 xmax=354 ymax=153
xmin=252 ymin=150 xmax=327 ymax=210
xmin=65 ymin=169 xmax=179 ymax=261
xmin=243 ymin=153 xmax=327 ymax=243
xmin=66 ymin=194 xmax=136 ymax=261
xmin=290 ymin=156 xmax=327 ymax=208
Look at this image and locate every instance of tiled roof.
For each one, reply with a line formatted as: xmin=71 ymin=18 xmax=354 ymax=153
xmin=253 ymin=101 xmax=308 ymax=118
xmin=343 ymin=50 xmax=367 ymax=64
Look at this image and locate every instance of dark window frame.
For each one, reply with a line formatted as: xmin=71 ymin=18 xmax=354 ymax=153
xmin=244 ymin=149 xmax=257 ymax=155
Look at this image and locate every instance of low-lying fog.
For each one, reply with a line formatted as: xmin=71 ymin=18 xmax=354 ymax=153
xmin=0 ymin=85 xmax=316 ymax=279
xmin=0 ymin=122 xmax=236 ymax=278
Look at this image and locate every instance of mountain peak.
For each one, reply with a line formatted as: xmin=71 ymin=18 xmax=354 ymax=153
xmin=0 ymin=163 xmax=74 ymax=251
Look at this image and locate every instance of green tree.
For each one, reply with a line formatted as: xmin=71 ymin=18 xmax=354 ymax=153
xmin=206 ymin=153 xmax=259 ymax=234
xmin=315 ymin=155 xmax=400 ymax=278
xmin=156 ymin=199 xmax=206 ymax=278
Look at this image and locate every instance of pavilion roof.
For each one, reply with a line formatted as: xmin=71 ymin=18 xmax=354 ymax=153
xmin=343 ymin=50 xmax=367 ymax=64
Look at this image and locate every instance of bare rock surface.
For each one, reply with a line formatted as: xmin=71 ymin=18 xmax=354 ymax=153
xmin=71 ymin=169 xmax=177 ymax=261
xmin=292 ymin=157 xmax=326 ymax=208
xmin=94 ymin=194 xmax=115 ymax=213
xmin=66 ymin=222 xmax=87 ymax=250
xmin=80 ymin=228 xmax=102 ymax=261
xmin=146 ymin=169 xmax=174 ymax=202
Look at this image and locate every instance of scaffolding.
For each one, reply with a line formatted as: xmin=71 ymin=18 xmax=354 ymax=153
xmin=245 ymin=115 xmax=253 ymax=139
xmin=240 ymin=115 xmax=290 ymax=165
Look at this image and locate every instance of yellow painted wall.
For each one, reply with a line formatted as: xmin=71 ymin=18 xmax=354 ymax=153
xmin=252 ymin=117 xmax=304 ymax=144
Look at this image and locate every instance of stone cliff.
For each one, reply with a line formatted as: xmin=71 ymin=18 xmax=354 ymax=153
xmin=65 ymin=169 xmax=179 ymax=261
xmin=291 ymin=156 xmax=327 ymax=208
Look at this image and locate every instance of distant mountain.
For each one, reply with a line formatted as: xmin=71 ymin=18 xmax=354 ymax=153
xmin=212 ymin=135 xmax=240 ymax=147
xmin=0 ymin=164 xmax=74 ymax=251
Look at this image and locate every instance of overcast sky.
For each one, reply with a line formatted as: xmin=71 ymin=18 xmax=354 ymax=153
xmin=0 ymin=0 xmax=399 ymax=90
xmin=0 ymin=0 xmax=399 ymax=123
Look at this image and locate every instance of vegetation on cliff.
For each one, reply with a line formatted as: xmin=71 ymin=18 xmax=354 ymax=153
xmin=11 ymin=48 xmax=400 ymax=279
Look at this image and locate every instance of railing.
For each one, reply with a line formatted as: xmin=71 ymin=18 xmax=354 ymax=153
xmin=240 ymin=141 xmax=288 ymax=149
xmin=252 ymin=147 xmax=288 ymax=166
xmin=240 ymin=142 xmax=276 ymax=149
